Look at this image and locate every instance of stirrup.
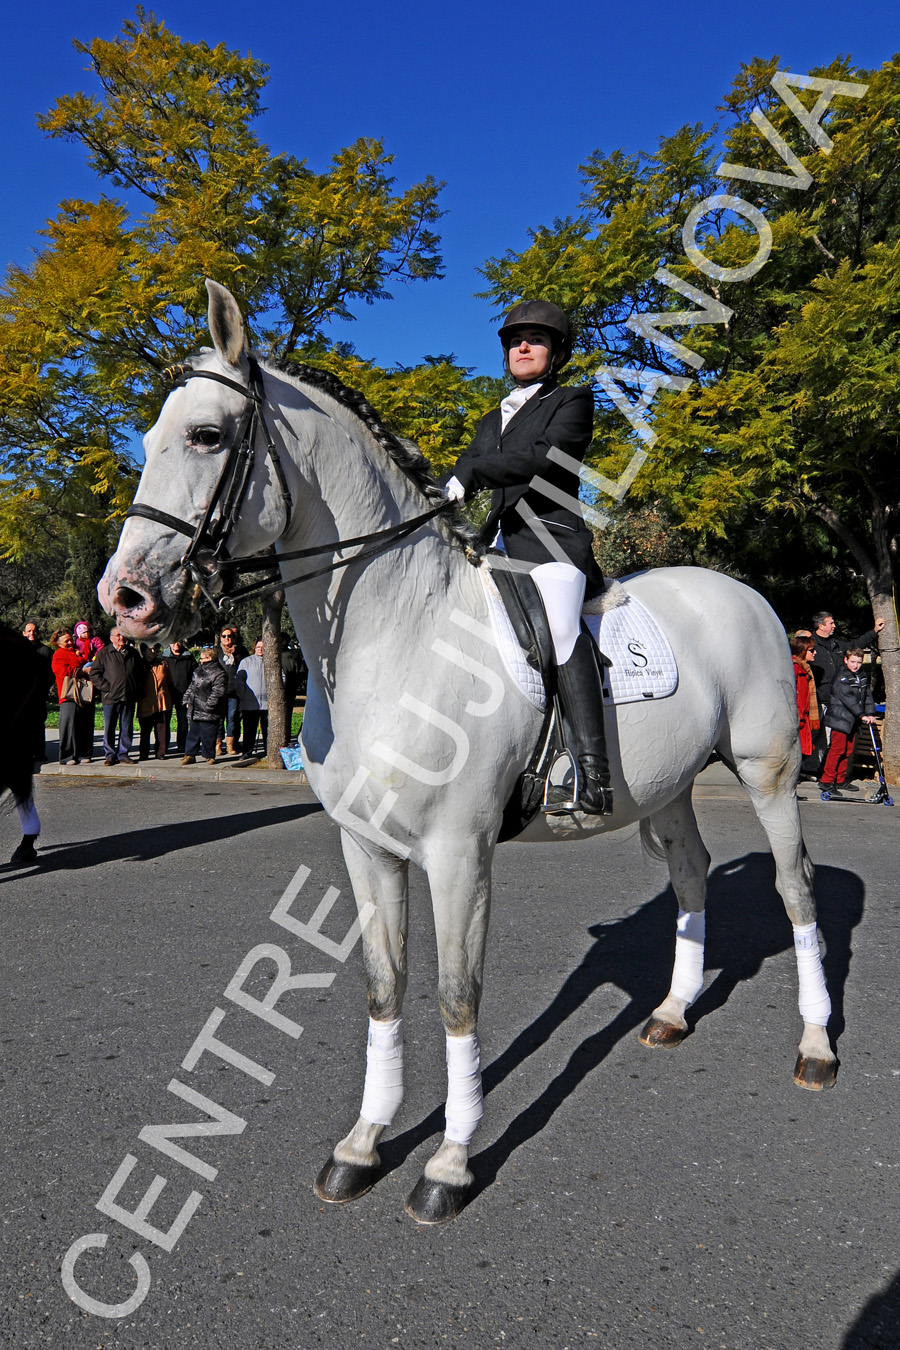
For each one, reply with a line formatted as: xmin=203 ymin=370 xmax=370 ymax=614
xmin=541 ymin=748 xmax=580 ymax=814
xmin=541 ymin=753 xmax=613 ymax=817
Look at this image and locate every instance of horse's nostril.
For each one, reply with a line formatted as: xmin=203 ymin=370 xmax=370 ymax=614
xmin=115 ymin=586 xmax=148 ymax=612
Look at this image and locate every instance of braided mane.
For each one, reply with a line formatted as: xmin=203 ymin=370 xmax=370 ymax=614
xmin=264 ymin=355 xmax=484 ymax=557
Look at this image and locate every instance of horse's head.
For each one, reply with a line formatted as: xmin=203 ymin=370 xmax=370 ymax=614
xmin=99 ymin=281 xmax=291 ymax=641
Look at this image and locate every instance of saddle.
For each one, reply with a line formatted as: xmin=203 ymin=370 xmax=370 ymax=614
xmin=489 ymin=565 xmax=608 ymax=841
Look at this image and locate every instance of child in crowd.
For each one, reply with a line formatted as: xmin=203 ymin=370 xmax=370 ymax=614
xmin=181 ymin=647 xmax=227 ymax=765
xmin=820 ymin=647 xmax=877 ymax=798
xmin=72 ymin=620 xmax=105 ymax=662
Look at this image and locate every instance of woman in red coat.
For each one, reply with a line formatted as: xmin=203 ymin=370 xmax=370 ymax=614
xmin=790 ymin=634 xmax=820 ymax=773
xmin=51 ymin=631 xmax=94 ymax=765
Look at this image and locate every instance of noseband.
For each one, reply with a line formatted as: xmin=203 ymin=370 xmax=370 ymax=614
xmin=126 ymin=358 xmax=452 ymax=610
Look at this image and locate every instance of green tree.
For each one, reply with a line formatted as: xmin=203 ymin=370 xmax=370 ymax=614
xmin=0 ymin=9 xmax=444 ymax=573
xmin=298 ymin=342 xmax=504 ymax=476
xmin=481 ymin=54 xmax=900 ymax=776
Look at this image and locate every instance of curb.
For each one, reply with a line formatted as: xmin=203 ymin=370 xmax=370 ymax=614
xmin=36 ymin=759 xmax=308 ymax=787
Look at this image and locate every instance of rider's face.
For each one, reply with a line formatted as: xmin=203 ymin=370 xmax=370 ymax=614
xmin=506 ymin=328 xmax=553 ymax=383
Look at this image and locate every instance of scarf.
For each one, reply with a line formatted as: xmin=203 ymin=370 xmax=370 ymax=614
xmin=796 ymin=658 xmax=820 ymax=728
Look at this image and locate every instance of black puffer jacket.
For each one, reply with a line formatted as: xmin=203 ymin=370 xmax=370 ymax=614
xmin=184 ymin=661 xmax=227 ymax=720
xmin=824 ymin=668 xmax=875 ymax=736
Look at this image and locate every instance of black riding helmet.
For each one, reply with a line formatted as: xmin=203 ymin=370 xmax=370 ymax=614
xmin=498 ymin=299 xmax=573 ymax=373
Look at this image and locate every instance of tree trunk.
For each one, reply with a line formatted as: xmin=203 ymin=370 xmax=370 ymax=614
xmin=262 ymin=591 xmax=286 ymax=770
xmin=867 ymin=582 xmax=900 ymax=784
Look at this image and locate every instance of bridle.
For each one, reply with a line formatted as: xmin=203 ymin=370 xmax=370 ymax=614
xmin=126 ymin=358 xmax=454 ymax=610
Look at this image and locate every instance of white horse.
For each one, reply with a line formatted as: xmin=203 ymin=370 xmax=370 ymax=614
xmin=100 ymin=280 xmax=835 ymax=1224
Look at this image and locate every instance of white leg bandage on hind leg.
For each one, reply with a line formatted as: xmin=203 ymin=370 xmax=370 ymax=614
xmin=360 ymin=1017 xmax=404 ymax=1127
xmin=16 ymin=797 xmax=40 ymax=837
xmin=793 ymin=923 xmax=831 ymax=1026
xmin=670 ymin=909 xmax=706 ymax=1004
xmin=444 ymin=1032 xmax=483 ymax=1145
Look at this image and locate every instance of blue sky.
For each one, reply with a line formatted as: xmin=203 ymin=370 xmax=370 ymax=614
xmin=1 ymin=1 xmax=896 ymax=376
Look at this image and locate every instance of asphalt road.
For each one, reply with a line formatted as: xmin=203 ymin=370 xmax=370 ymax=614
xmin=1 ymin=775 xmax=898 ymax=1350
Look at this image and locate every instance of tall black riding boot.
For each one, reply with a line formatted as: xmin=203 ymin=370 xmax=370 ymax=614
xmin=550 ymin=632 xmax=613 ymax=816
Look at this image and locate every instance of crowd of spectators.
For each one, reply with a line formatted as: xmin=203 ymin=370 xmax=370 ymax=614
xmin=19 ymin=605 xmax=885 ymax=795
xmin=789 ymin=608 xmax=885 ymax=796
xmin=20 ymin=619 xmax=307 ymax=769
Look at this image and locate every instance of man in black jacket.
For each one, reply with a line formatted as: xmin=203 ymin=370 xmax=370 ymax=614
xmin=165 ymin=640 xmax=198 ymax=753
xmin=809 ymin=610 xmax=885 ymax=699
xmin=22 ymin=620 xmax=53 ymax=763
xmin=88 ymin=628 xmax=146 ymax=765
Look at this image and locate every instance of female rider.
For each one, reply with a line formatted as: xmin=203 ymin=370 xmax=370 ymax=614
xmin=446 ymin=300 xmax=612 ymax=815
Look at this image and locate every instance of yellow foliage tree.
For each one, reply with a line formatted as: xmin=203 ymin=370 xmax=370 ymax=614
xmin=0 ymin=9 xmax=445 ymax=574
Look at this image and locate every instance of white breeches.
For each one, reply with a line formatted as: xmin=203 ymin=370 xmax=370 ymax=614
xmin=531 ymin=562 xmax=586 ymax=665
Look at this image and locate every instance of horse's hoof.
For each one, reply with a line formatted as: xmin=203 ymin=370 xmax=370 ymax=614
xmin=793 ymin=1054 xmax=837 ymax=1091
xmin=404 ymin=1175 xmax=471 ymax=1225
xmin=639 ymin=1016 xmax=687 ymax=1048
xmin=314 ymin=1154 xmax=380 ymax=1203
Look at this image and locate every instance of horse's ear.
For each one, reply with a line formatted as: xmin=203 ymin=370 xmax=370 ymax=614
xmin=205 ymin=279 xmax=246 ymax=367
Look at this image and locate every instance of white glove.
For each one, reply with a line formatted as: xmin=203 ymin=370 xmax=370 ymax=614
xmin=445 ymin=475 xmax=466 ymax=503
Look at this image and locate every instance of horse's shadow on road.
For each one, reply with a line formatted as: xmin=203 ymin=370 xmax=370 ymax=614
xmin=380 ymin=852 xmax=863 ymax=1198
xmin=843 ymin=1268 xmax=900 ymax=1347
xmin=0 ymin=802 xmax=319 ymax=882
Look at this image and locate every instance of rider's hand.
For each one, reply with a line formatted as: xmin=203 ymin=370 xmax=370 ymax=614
xmin=445 ymin=476 xmax=466 ymax=503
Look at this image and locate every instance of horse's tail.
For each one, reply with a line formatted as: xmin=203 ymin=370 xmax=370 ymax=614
xmin=639 ymin=817 xmax=667 ymax=863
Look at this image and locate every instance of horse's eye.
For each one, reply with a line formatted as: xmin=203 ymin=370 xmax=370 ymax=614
xmin=188 ymin=427 xmax=224 ymax=452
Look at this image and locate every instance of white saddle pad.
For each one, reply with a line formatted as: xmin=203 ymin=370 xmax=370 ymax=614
xmin=481 ymin=569 xmax=677 ymax=709
xmin=583 ymin=594 xmax=678 ymax=704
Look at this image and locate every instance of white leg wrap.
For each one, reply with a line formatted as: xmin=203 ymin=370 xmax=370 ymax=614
xmin=16 ymin=797 xmax=40 ymax=837
xmin=444 ymin=1032 xmax=483 ymax=1145
xmin=793 ymin=923 xmax=831 ymax=1026
xmin=669 ymin=909 xmax=706 ymax=1004
xmin=360 ymin=1017 xmax=404 ymax=1127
